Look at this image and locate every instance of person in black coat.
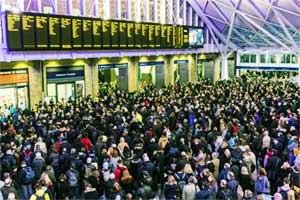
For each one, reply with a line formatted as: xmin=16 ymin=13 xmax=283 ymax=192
xmin=266 ymin=149 xmax=282 ymax=194
xmin=164 ymin=175 xmax=177 ymax=200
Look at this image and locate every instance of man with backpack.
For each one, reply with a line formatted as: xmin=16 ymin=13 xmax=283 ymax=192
xmin=18 ymin=161 xmax=35 ymax=200
xmin=29 ymin=183 xmax=50 ymax=200
xmin=66 ymin=163 xmax=79 ymax=199
xmin=174 ymin=168 xmax=188 ymax=195
xmin=216 ymin=179 xmax=234 ymax=200
xmin=2 ymin=149 xmax=17 ymax=174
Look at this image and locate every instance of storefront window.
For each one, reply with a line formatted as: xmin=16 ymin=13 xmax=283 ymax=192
xmin=250 ymin=54 xmax=256 ymax=63
xmin=292 ymin=55 xmax=298 ymax=64
xmin=269 ymin=55 xmax=277 ymax=63
xmin=240 ymin=54 xmax=249 ymax=63
xmin=260 ymin=55 xmax=266 ymax=63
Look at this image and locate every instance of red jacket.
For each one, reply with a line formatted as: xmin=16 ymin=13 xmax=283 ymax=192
xmin=80 ymin=137 xmax=93 ymax=151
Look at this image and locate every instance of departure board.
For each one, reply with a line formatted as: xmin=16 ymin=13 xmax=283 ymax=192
xmin=166 ymin=25 xmax=173 ymax=48
xmin=48 ymin=16 xmax=60 ymax=48
xmin=6 ymin=13 xmax=22 ymax=49
xmin=155 ymin=24 xmax=161 ymax=48
xmin=161 ymin=25 xmax=167 ymax=48
xmin=61 ymin=17 xmax=72 ymax=49
xmin=5 ymin=11 xmax=204 ymax=51
xmin=102 ymin=21 xmax=111 ymax=48
xmin=127 ymin=22 xmax=134 ymax=48
xmin=72 ymin=18 xmax=82 ymax=48
xmin=141 ymin=24 xmax=149 ymax=48
xmin=82 ymin=19 xmax=92 ymax=48
xmin=119 ymin=22 xmax=127 ymax=48
xmin=92 ymin=19 xmax=101 ymax=48
xmin=22 ymin=14 xmax=35 ymax=48
xmin=148 ymin=24 xmax=155 ymax=48
xmin=134 ymin=23 xmax=142 ymax=48
xmin=36 ymin=15 xmax=48 ymax=48
xmin=111 ymin=21 xmax=119 ymax=48
xmin=183 ymin=27 xmax=189 ymax=48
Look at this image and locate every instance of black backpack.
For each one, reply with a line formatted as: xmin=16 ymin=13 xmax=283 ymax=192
xmin=34 ymin=192 xmax=46 ymax=200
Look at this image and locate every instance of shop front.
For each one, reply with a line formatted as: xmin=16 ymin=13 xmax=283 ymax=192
xmin=174 ymin=60 xmax=189 ymax=84
xmin=46 ymin=66 xmax=85 ymax=103
xmin=98 ymin=63 xmax=128 ymax=91
xmin=0 ymin=69 xmax=29 ymax=110
xmin=138 ymin=61 xmax=165 ymax=88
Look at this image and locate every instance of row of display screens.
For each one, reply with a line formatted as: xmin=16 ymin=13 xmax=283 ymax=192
xmin=5 ymin=11 xmax=204 ymax=51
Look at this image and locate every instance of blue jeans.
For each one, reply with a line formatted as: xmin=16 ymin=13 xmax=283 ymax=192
xmin=21 ymin=184 xmax=33 ymax=200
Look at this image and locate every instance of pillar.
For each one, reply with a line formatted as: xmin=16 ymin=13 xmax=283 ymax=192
xmin=213 ymin=56 xmax=221 ymax=82
xmin=165 ymin=55 xmax=172 ymax=86
xmin=81 ymin=0 xmax=86 ymax=16
xmin=92 ymin=60 xmax=99 ymax=97
xmin=221 ymin=54 xmax=229 ymax=80
xmin=189 ymin=55 xmax=196 ymax=83
xmin=28 ymin=64 xmax=42 ymax=108
xmin=84 ymin=61 xmax=93 ymax=96
xmin=67 ymin=0 xmax=73 ymax=15
xmin=128 ymin=57 xmax=138 ymax=92
xmin=94 ymin=0 xmax=99 ymax=17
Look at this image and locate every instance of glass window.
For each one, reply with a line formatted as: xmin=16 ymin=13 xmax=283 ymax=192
xmin=269 ymin=55 xmax=276 ymax=63
xmin=286 ymin=54 xmax=291 ymax=63
xmin=260 ymin=55 xmax=266 ymax=63
xmin=292 ymin=55 xmax=298 ymax=64
xmin=47 ymin=83 xmax=56 ymax=96
xmin=280 ymin=54 xmax=285 ymax=64
xmin=240 ymin=54 xmax=249 ymax=63
xmin=250 ymin=54 xmax=256 ymax=63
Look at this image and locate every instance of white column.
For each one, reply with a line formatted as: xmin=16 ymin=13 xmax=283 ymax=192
xmin=67 ymin=0 xmax=73 ymax=15
xmin=221 ymin=54 xmax=229 ymax=80
xmin=144 ymin=0 xmax=149 ymax=21
xmin=135 ymin=0 xmax=141 ymax=22
xmin=126 ymin=0 xmax=131 ymax=20
xmin=168 ymin=0 xmax=173 ymax=24
xmin=52 ymin=0 xmax=58 ymax=14
xmin=116 ymin=0 xmax=121 ymax=19
xmin=17 ymin=0 xmax=25 ymax=11
xmin=153 ymin=0 xmax=158 ymax=22
xmin=193 ymin=12 xmax=198 ymax=26
xmin=188 ymin=5 xmax=192 ymax=26
xmin=37 ymin=0 xmax=42 ymax=12
xmin=160 ymin=0 xmax=166 ymax=24
xmin=182 ymin=0 xmax=187 ymax=25
xmin=94 ymin=0 xmax=99 ymax=17
xmin=175 ymin=0 xmax=180 ymax=24
xmin=103 ymin=0 xmax=110 ymax=19
xmin=81 ymin=0 xmax=86 ymax=16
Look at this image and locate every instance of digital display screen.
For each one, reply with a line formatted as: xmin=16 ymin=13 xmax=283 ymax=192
xmin=6 ymin=13 xmax=22 ymax=49
xmin=36 ymin=15 xmax=48 ymax=48
xmin=72 ymin=18 xmax=82 ymax=48
xmin=134 ymin=23 xmax=142 ymax=48
xmin=82 ymin=19 xmax=92 ymax=48
xmin=155 ymin=24 xmax=161 ymax=48
xmin=92 ymin=19 xmax=101 ymax=48
xmin=161 ymin=25 xmax=167 ymax=48
xmin=141 ymin=23 xmax=149 ymax=48
xmin=111 ymin=21 xmax=119 ymax=48
xmin=102 ymin=21 xmax=111 ymax=48
xmin=22 ymin=14 xmax=35 ymax=48
xmin=5 ymin=11 xmax=203 ymax=51
xmin=61 ymin=17 xmax=72 ymax=49
xmin=148 ymin=24 xmax=155 ymax=48
xmin=119 ymin=22 xmax=127 ymax=48
xmin=189 ymin=27 xmax=204 ymax=47
xmin=48 ymin=16 xmax=60 ymax=48
xmin=127 ymin=22 xmax=134 ymax=48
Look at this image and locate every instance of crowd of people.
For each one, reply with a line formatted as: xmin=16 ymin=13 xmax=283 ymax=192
xmin=0 ymin=72 xmax=299 ymax=200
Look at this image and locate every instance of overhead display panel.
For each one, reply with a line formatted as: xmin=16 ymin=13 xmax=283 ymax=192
xmin=82 ymin=18 xmax=92 ymax=48
xmin=6 ymin=13 xmax=22 ymax=50
xmin=72 ymin=18 xmax=83 ymax=48
xmin=5 ymin=11 xmax=204 ymax=51
xmin=36 ymin=14 xmax=48 ymax=48
xmin=22 ymin=14 xmax=35 ymax=48
xmin=48 ymin=16 xmax=60 ymax=48
xmin=61 ymin=17 xmax=72 ymax=49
